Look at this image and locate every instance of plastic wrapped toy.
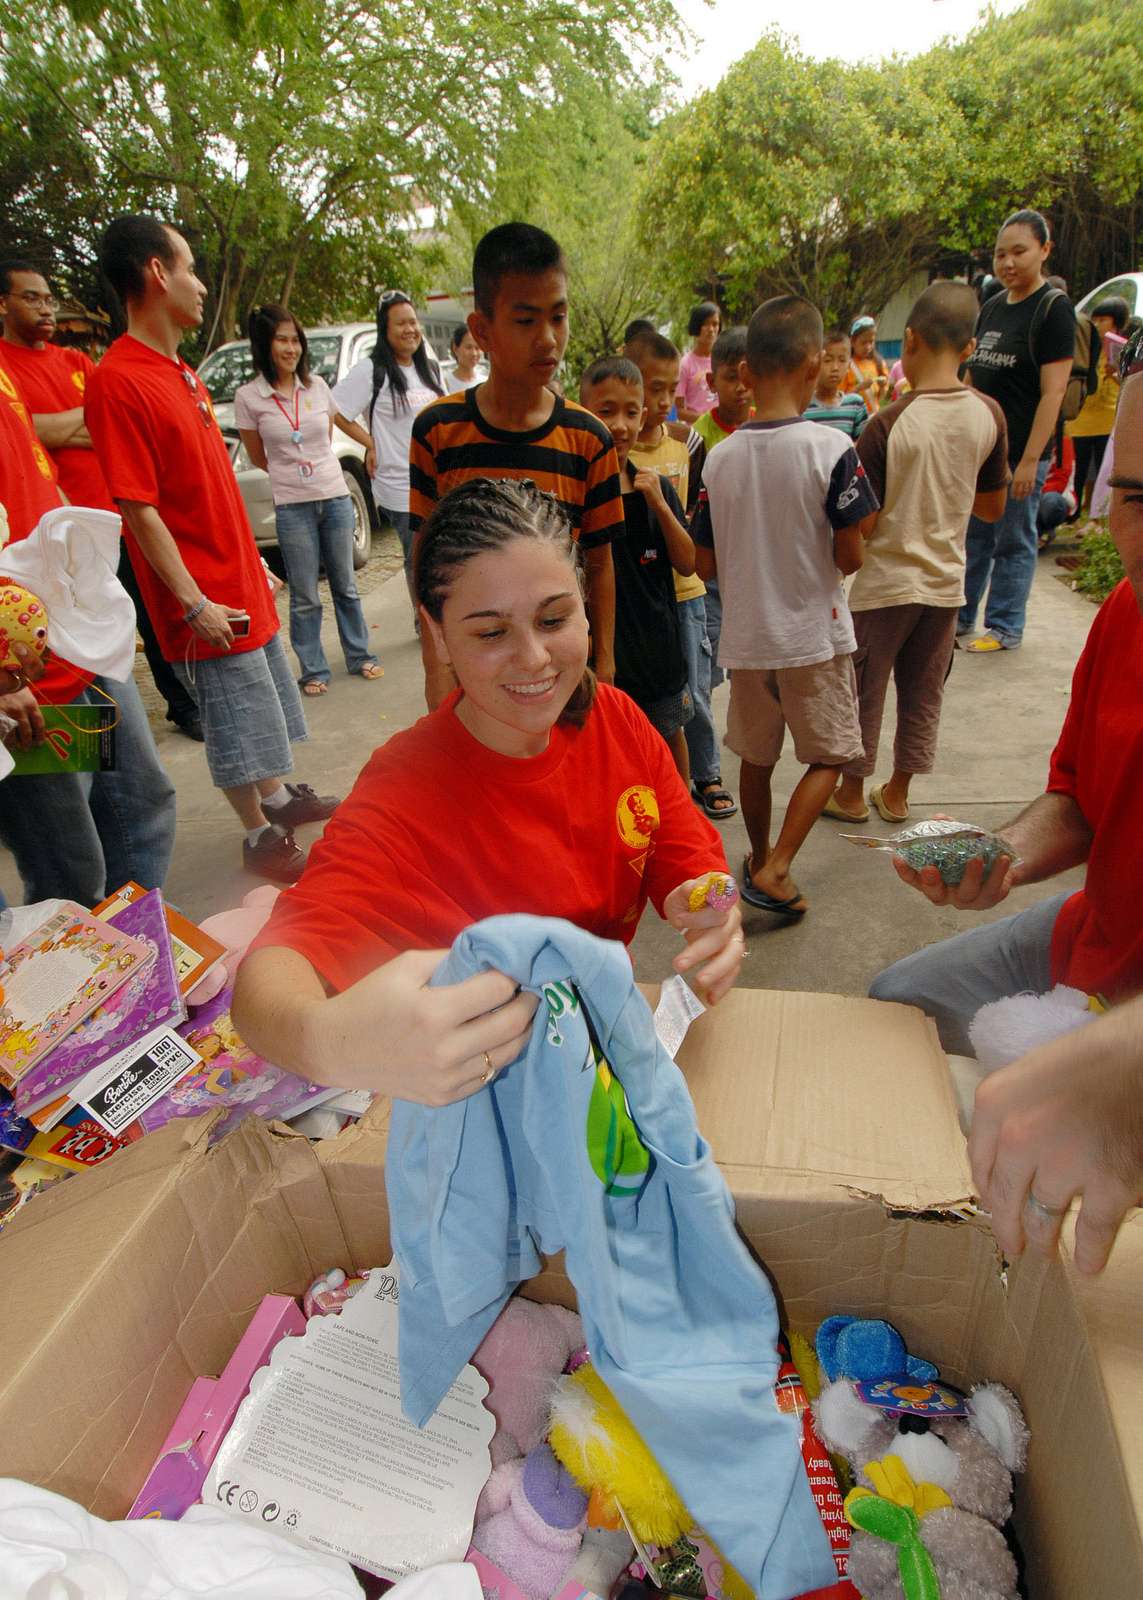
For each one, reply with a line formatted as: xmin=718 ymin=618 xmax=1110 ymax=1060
xmin=841 ymin=820 xmax=1019 ymax=886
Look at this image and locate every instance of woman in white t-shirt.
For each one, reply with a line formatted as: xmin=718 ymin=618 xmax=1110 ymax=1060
xmin=235 ymin=305 xmax=381 ymax=697
xmin=445 ymin=324 xmax=485 ymax=392
xmin=332 ymin=291 xmax=444 ymax=623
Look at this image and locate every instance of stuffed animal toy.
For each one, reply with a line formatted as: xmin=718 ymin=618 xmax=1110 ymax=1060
xmin=814 ymin=1373 xmax=1029 ymax=1600
xmin=471 ymin=1298 xmax=584 ymax=1469
xmin=548 ymin=1363 xmax=752 ymax=1600
xmin=187 ymin=885 xmax=282 ymax=1005
xmin=968 ymin=985 xmax=1099 ymax=1073
xmin=470 ymin=1442 xmax=588 ymax=1600
xmin=816 ymin=1317 xmax=938 ymax=1387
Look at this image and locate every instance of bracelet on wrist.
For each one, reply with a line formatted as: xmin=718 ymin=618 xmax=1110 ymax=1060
xmin=183 ymin=596 xmax=208 ymax=624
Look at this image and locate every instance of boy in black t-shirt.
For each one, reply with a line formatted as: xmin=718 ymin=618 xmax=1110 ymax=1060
xmin=580 ymin=357 xmax=695 ymax=778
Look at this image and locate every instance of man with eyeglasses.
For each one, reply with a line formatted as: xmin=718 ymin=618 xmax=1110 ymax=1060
xmin=86 ymin=215 xmax=340 ymax=885
xmin=0 ymin=259 xmax=203 ymax=743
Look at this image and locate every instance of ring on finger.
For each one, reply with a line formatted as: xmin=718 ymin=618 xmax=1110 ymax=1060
xmin=1026 ymin=1191 xmax=1067 ymax=1225
xmin=479 ymin=1050 xmax=496 ymax=1086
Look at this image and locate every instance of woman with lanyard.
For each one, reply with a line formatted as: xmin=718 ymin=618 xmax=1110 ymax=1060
xmin=959 ymin=208 xmax=1076 ymax=653
xmin=235 ymin=305 xmax=382 ymax=697
xmin=333 ymin=290 xmax=444 ymax=628
xmin=233 ymin=477 xmax=744 ymax=1106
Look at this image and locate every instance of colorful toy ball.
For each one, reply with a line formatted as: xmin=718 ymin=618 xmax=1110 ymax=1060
xmin=0 ymin=581 xmax=49 ymax=670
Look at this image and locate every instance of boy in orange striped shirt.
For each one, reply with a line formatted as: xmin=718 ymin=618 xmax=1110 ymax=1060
xmin=409 ymin=224 xmax=623 ymax=707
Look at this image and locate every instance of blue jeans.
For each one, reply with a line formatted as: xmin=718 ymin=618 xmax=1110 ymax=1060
xmin=0 ymin=674 xmax=176 ymax=906
xmin=378 ymin=505 xmax=415 ymax=602
xmin=704 ymin=578 xmax=725 ymax=690
xmin=959 ymin=459 xmax=1050 ymax=644
xmin=1037 ymin=490 xmax=1071 ymax=537
xmin=869 ymin=891 xmax=1068 ymax=1055
xmin=275 ymin=495 xmax=376 ymax=684
xmin=677 ymin=596 xmax=719 ymax=786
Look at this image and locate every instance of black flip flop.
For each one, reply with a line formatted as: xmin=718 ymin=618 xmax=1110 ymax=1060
xmin=692 ymin=780 xmax=738 ymax=820
xmin=739 ymin=856 xmax=807 ymax=917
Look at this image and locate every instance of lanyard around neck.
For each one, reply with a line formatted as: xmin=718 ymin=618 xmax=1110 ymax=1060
xmin=271 ymin=382 xmax=303 ymax=445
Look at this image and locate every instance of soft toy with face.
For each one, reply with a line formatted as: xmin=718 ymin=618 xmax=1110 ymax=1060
xmin=814 ymin=1377 xmax=1029 ymax=1600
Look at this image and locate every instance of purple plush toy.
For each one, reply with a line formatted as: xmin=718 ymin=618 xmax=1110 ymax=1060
xmin=471 ymin=1442 xmax=588 ymax=1600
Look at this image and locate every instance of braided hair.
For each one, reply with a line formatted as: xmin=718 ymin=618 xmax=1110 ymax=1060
xmin=414 ymin=478 xmax=596 ymax=727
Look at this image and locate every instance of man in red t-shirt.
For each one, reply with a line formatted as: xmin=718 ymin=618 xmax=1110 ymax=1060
xmin=85 ymin=216 xmax=339 ymax=884
xmin=869 ymin=373 xmax=1143 ymax=1036
xmin=0 ymin=259 xmax=201 ymax=740
xmin=0 ymin=332 xmax=177 ymax=906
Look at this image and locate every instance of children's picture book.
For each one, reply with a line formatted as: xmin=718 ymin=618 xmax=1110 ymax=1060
xmin=94 ymin=881 xmax=227 ymax=997
xmin=138 ymin=986 xmax=337 ymax=1139
xmin=79 ymin=1025 xmax=203 ymax=1136
xmin=0 ymin=904 xmax=150 ymax=1090
xmin=0 ymin=1101 xmax=144 ymax=1171
xmin=14 ymin=889 xmax=186 ymax=1116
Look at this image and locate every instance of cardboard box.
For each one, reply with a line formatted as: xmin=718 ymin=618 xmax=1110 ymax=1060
xmin=0 ymin=986 xmax=1139 ymax=1596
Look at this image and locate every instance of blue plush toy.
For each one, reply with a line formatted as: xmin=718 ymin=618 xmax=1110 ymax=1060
xmin=815 ymin=1317 xmax=938 ymax=1385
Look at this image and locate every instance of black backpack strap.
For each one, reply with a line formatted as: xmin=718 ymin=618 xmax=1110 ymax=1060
xmin=1027 ymin=287 xmax=1064 ymax=367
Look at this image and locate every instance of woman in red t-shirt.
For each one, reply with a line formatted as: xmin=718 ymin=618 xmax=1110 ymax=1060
xmin=234 ymin=478 xmax=743 ymax=1105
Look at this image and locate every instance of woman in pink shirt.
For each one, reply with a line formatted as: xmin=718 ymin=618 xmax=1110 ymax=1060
xmin=675 ymin=301 xmax=721 ymax=424
xmin=235 ymin=306 xmax=382 ymax=696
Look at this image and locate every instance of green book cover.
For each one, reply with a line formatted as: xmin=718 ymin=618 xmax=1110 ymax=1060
xmin=9 ymin=706 xmax=117 ymax=775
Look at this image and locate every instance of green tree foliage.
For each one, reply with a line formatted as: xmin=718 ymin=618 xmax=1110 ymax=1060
xmin=639 ymin=0 xmax=1143 ymax=327
xmin=0 ymin=0 xmax=679 ymax=351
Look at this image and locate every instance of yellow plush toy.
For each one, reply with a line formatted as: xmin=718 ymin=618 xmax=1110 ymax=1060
xmin=548 ymin=1364 xmax=754 ymax=1600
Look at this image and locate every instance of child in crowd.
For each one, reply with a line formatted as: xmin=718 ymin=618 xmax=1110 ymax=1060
xmin=694 ymin=297 xmax=878 ymax=916
xmin=844 ymin=316 xmax=890 ymax=413
xmin=675 ymin=300 xmax=721 ymax=423
xmin=580 ymin=357 xmax=696 ymax=779
xmin=1067 ymin=295 xmax=1128 ymax=517
xmin=624 ymin=329 xmax=706 ymax=511
xmin=409 ymin=223 xmax=623 ymax=708
xmin=692 ymin=326 xmax=752 ymax=695
xmin=826 ymin=282 xmax=1009 ymax=826
xmin=1037 ymin=432 xmax=1076 ymax=544
xmin=693 ymin=327 xmax=752 ymax=452
xmin=626 ymin=333 xmax=734 ymax=818
xmin=804 ymin=330 xmax=868 ymax=440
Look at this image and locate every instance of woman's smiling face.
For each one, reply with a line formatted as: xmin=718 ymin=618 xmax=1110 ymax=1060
xmin=425 ymin=537 xmax=590 ymax=758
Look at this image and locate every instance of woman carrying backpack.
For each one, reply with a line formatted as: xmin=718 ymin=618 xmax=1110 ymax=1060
xmin=959 ymin=209 xmax=1076 ymax=652
xmin=333 ymin=291 xmax=444 ymax=629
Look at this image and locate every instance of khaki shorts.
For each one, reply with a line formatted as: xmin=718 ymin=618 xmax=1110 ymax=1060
xmin=725 ymin=654 xmax=863 ymax=768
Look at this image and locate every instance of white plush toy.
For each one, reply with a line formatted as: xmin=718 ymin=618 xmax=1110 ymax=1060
xmin=968 ymin=985 xmax=1098 ymax=1073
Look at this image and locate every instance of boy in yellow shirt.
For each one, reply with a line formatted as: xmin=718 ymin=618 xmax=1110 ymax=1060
xmin=1067 ymin=295 xmax=1128 ymax=518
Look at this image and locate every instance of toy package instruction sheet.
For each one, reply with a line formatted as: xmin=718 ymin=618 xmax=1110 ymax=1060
xmin=203 ymin=1267 xmax=495 ymax=1577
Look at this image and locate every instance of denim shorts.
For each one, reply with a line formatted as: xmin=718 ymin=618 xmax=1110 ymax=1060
xmin=636 ymin=685 xmax=695 ymax=740
xmin=173 ymin=632 xmax=307 ymax=789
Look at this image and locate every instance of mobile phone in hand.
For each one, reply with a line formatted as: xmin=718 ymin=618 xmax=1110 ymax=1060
xmin=228 ymin=611 xmax=251 ymax=638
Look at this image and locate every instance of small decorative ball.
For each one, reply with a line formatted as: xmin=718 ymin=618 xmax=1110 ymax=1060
xmin=0 ymin=581 xmax=49 ymax=670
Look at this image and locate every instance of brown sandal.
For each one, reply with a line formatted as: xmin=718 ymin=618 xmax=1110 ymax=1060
xmin=301 ymin=680 xmax=328 ymax=697
xmin=357 ymin=663 xmax=384 ymax=680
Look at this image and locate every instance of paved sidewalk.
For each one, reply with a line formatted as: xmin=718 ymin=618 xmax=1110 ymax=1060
xmin=1 ymin=544 xmax=1094 ymax=999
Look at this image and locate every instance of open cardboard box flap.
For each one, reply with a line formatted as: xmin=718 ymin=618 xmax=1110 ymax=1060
xmin=653 ymin=984 xmax=972 ymax=1210
xmin=0 ymin=986 xmax=1139 ymax=1597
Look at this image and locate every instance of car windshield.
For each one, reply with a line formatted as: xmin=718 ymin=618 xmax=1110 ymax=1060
xmin=197 ymin=333 xmax=344 ymax=401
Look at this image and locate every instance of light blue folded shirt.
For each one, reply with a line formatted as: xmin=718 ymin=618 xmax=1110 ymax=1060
xmin=387 ymin=915 xmax=836 ymax=1600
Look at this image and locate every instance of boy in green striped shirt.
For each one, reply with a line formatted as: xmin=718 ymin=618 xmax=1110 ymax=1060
xmin=804 ymin=329 xmax=867 ymax=440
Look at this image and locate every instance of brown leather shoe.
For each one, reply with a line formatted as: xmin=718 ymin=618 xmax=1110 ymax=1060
xmin=243 ymin=826 xmax=306 ymax=884
xmin=270 ymin=782 xmax=340 ymax=828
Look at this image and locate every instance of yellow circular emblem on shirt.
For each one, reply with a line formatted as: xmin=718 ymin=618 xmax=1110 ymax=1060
xmin=615 ymin=785 xmax=660 ymax=850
